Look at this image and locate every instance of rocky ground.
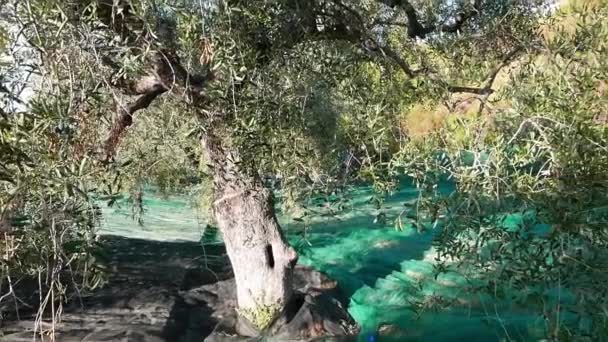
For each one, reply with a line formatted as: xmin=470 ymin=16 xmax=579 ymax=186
xmin=1 ymin=235 xmax=357 ymax=342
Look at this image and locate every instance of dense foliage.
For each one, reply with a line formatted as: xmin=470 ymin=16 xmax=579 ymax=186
xmin=1 ymin=0 xmax=607 ymax=339
xmin=1 ymin=61 xmax=107 ymax=333
xmin=394 ymin=4 xmax=608 ymax=339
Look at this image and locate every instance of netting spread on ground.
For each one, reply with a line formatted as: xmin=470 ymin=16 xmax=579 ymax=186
xmin=100 ymin=184 xmax=554 ymax=341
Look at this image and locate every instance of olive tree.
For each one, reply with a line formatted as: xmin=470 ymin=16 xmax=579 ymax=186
xmin=1 ymin=0 xmax=551 ymax=332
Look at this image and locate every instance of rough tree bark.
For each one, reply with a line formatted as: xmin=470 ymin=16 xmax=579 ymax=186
xmin=202 ymin=129 xmax=298 ymax=330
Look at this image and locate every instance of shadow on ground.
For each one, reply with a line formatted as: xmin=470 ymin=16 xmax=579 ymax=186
xmin=1 ymin=235 xmax=231 ymax=342
xmin=1 ymin=180 xmax=442 ymax=341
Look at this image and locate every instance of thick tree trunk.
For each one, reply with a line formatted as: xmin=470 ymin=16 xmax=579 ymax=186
xmin=214 ymin=185 xmax=298 ymax=326
xmin=202 ymin=131 xmax=298 ymax=330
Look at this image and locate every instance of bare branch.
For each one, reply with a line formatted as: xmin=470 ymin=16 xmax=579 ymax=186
xmin=103 ymin=81 xmax=167 ymax=160
xmin=447 ymin=85 xmax=493 ymax=95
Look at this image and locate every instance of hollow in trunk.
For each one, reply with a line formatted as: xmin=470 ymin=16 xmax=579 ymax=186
xmin=203 ymin=133 xmax=298 ymax=330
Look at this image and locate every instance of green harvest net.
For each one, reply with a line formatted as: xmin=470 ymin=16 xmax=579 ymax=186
xmin=99 ymin=182 xmax=569 ymax=341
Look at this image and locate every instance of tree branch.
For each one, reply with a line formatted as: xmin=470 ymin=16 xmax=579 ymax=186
xmin=378 ymin=0 xmax=482 ymax=38
xmin=0 ymin=83 xmax=25 ymax=105
xmin=447 ymin=85 xmax=493 ymax=95
xmin=331 ymin=0 xmax=491 ymax=95
xmin=103 ymin=82 xmax=167 ymax=160
xmin=99 ymin=45 xmax=214 ymax=160
xmin=482 ymin=46 xmax=523 ymax=90
xmin=441 ymin=47 xmax=522 ymax=96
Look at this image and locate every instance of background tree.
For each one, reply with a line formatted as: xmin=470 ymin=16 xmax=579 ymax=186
xmin=390 ymin=2 xmax=608 ymax=339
